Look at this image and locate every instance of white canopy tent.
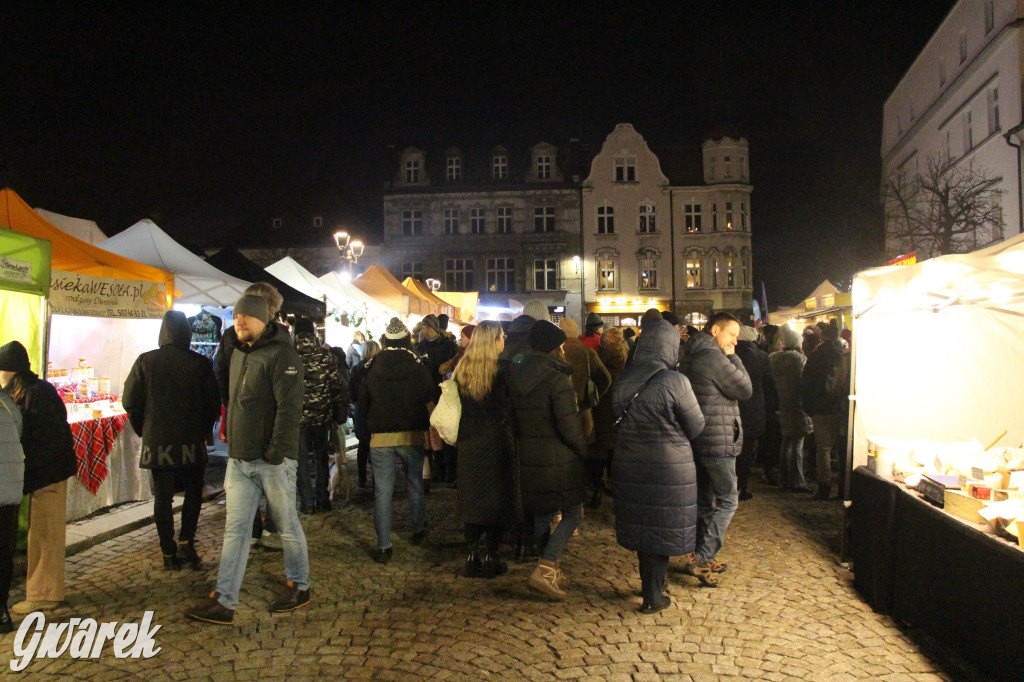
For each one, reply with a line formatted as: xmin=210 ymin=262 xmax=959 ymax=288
xmin=99 ymin=219 xmax=250 ymax=306
xmin=35 ymin=208 xmax=107 ymax=244
xmin=849 ymin=233 xmax=1024 ymax=473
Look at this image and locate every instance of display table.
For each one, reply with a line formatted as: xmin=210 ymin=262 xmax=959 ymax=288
xmin=850 ymin=467 xmax=1024 ymax=682
xmin=66 ymin=414 xmax=150 ymax=522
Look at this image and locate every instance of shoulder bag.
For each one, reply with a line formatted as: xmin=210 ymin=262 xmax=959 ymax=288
xmin=585 ymin=351 xmax=601 ymax=408
xmin=614 ymin=369 xmax=667 ymax=426
xmin=430 ymin=378 xmax=462 ymax=446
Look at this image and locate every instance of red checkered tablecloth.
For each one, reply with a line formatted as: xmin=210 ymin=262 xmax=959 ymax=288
xmin=70 ymin=413 xmax=129 ymax=494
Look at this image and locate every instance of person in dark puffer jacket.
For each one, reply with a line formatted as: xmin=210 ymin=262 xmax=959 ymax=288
xmin=293 ymin=317 xmax=347 ymax=513
xmin=0 ymin=390 xmax=23 ymax=633
xmin=507 ymin=321 xmax=587 ymax=601
xmin=735 ymin=325 xmax=773 ymax=501
xmin=801 ymin=320 xmax=848 ymax=500
xmin=678 ymin=312 xmax=752 ymax=585
xmin=123 ymin=311 xmax=220 ymax=570
xmin=612 ymin=319 xmax=705 ymax=614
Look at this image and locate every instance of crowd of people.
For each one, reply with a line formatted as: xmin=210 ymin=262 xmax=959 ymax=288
xmin=0 ymin=278 xmax=852 ymax=629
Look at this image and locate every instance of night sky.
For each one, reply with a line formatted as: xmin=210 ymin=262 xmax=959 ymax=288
xmin=0 ymin=2 xmax=956 ymax=305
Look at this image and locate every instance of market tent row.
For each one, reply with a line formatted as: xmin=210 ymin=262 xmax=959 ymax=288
xmin=99 ymin=219 xmax=251 ymax=306
xmin=436 ymin=291 xmax=478 ymax=324
xmin=402 ymin=277 xmax=456 ymax=319
xmin=206 ymin=247 xmax=326 ymax=318
xmin=768 ymin=279 xmax=852 ymax=329
xmin=352 ymin=264 xmax=423 ymax=316
xmin=265 ymin=256 xmax=399 ymax=347
xmin=849 ymin=231 xmax=1024 ymax=469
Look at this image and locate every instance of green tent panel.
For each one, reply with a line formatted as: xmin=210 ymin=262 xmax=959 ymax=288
xmin=0 ymin=228 xmax=51 ymax=297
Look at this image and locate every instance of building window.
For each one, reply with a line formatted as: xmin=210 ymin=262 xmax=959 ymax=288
xmin=725 ymin=202 xmax=734 ymax=230
xmin=712 ymin=203 xmax=718 ymax=231
xmin=712 ymin=256 xmax=720 ymax=289
xmin=988 ymin=87 xmax=1000 ymax=135
xmin=312 ymin=216 xmax=322 ymax=228
xmin=638 ymin=204 xmax=657 ymax=233
xmin=963 ymin=111 xmax=973 ymax=152
xmin=402 ymin=210 xmax=423 ymax=236
xmin=985 ymin=1 xmax=995 ymax=34
xmin=401 ymin=262 xmax=424 ymax=281
xmin=497 ymin=206 xmax=513 ymax=234
xmin=597 ymin=258 xmax=618 ymax=291
xmin=726 ymin=255 xmax=736 ymax=287
xmin=597 ymin=205 xmax=615 ymax=234
xmin=724 ymin=156 xmax=732 ymax=178
xmin=638 ymin=256 xmax=658 ymax=290
xmin=446 ymin=156 xmax=461 ymax=181
xmin=486 ymin=258 xmax=515 ymax=293
xmin=742 ymin=250 xmax=751 ymax=286
xmin=493 ymin=155 xmax=508 ymax=180
xmin=443 ymin=208 xmax=459 ymax=235
xmin=405 ymin=159 xmax=420 ymax=184
xmin=685 ymin=204 xmax=701 ymax=233
xmin=959 ymin=31 xmax=968 ymax=64
xmin=534 ymin=206 xmax=555 ymax=233
xmin=470 ymin=208 xmax=486 ymax=234
xmin=686 ymin=254 xmax=702 ymax=288
xmin=534 ymin=259 xmax=557 ymax=291
xmin=536 ymin=156 xmax=552 ymax=179
xmin=272 ymin=218 xmax=282 ymax=229
xmin=740 ymin=202 xmax=747 ymax=231
xmin=614 ymin=157 xmax=637 ymax=182
xmin=445 ymin=259 xmax=473 ymax=291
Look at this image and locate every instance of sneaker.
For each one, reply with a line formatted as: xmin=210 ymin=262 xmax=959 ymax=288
xmin=163 ymin=552 xmax=183 ymax=571
xmin=639 ymin=595 xmax=672 ymax=615
xmin=260 ymin=531 xmax=283 ymax=551
xmin=185 ymin=592 xmax=234 ymax=625
xmin=10 ymin=600 xmax=59 ymax=615
xmin=528 ymin=559 xmax=567 ymax=600
xmin=269 ymin=580 xmax=311 ymax=613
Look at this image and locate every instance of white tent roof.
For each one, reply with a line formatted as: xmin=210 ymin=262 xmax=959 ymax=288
xmin=318 ymin=270 xmax=401 ymax=322
xmin=35 ymin=208 xmax=107 ymax=244
xmin=266 ymin=258 xmax=399 ymax=330
xmin=98 ymin=219 xmax=251 ymax=306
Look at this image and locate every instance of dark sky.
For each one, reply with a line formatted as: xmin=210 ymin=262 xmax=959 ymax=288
xmin=0 ymin=2 xmax=956 ymax=305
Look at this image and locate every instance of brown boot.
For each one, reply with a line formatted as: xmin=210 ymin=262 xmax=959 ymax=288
xmin=528 ymin=559 xmax=567 ymax=600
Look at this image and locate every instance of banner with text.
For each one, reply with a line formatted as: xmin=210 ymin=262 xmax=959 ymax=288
xmin=50 ymin=270 xmax=168 ymax=319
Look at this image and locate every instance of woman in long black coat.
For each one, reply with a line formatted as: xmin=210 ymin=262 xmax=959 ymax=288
xmin=612 ymin=319 xmax=705 ymax=614
xmin=452 ymin=321 xmax=517 ymax=578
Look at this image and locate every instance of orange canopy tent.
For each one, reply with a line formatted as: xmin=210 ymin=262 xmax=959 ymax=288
xmin=401 ymin=277 xmax=455 ymax=318
xmin=353 ymin=264 xmax=430 ymax=317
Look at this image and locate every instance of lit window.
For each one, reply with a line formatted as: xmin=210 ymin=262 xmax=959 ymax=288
xmin=534 ymin=206 xmax=555 ymax=233
xmin=597 ymin=205 xmax=615 ymax=234
xmin=405 ymin=159 xmax=420 ymax=183
xmin=401 ymin=210 xmax=423 ymax=236
xmin=638 ymin=204 xmax=656 ymax=233
xmin=446 ymin=156 xmax=462 ymax=181
xmin=470 ymin=208 xmax=486 ymax=234
xmin=685 ymin=204 xmax=701 ymax=233
xmin=614 ymin=157 xmax=637 ymax=182
xmin=537 ymin=156 xmax=552 ymax=179
xmin=443 ymin=208 xmax=459 ymax=235
xmin=712 ymin=256 xmax=720 ymax=289
xmin=725 ymin=202 xmax=734 ymax=230
xmin=445 ymin=259 xmax=473 ymax=291
xmin=401 ymin=262 xmax=424 ymax=280
xmin=486 ymin=258 xmax=516 ymax=293
xmin=638 ymin=257 xmax=658 ymax=289
xmin=686 ymin=255 xmax=702 ymax=288
xmin=988 ymin=87 xmax=1000 ymax=135
xmin=597 ymin=259 xmax=617 ymax=291
xmin=493 ymin=155 xmax=508 ymax=179
xmin=497 ymin=206 xmax=513 ymax=233
xmin=534 ymin=259 xmax=558 ymax=291
xmin=727 ymin=256 xmax=735 ymax=287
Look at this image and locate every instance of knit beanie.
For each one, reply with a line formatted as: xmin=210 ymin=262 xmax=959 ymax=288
xmin=0 ymin=341 xmax=31 ymax=373
xmin=529 ymin=320 xmax=567 ymax=353
xmin=293 ymin=317 xmax=316 ymax=336
xmin=585 ymin=312 xmax=604 ymax=330
xmin=558 ymin=317 xmax=580 ymax=338
xmin=233 ymin=295 xmax=270 ymax=324
xmin=461 ymin=324 xmax=476 ymax=340
xmin=780 ymin=327 xmax=802 ymax=350
xmin=422 ymin=314 xmax=441 ymax=334
xmin=385 ymin=317 xmax=410 ymax=340
xmin=508 ymin=314 xmax=536 ymax=335
xmin=522 ymin=300 xmax=550 ymax=322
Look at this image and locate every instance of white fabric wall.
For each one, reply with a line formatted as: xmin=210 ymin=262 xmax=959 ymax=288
xmin=48 ymin=315 xmax=163 ymax=395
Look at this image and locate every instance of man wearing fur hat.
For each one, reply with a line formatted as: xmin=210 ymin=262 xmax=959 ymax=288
xmin=186 ymin=294 xmax=309 ymax=625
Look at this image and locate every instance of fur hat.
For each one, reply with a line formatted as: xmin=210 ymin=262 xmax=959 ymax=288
xmin=0 ymin=341 xmax=31 ymax=373
xmin=522 ymin=300 xmax=550 ymax=322
xmin=781 ymin=327 xmax=802 ymax=350
xmin=508 ymin=314 xmax=536 ymax=335
xmin=293 ymin=317 xmax=316 ymax=336
xmin=738 ymin=325 xmax=758 ymax=343
xmin=558 ymin=317 xmax=580 ymax=338
xmin=529 ymin=320 xmax=567 ymax=353
xmin=233 ymin=295 xmax=269 ymax=324
xmin=584 ymin=312 xmax=604 ymax=330
xmin=385 ymin=317 xmax=410 ymax=340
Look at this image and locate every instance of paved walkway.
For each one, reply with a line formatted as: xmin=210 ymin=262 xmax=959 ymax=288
xmin=2 ymin=461 xmax=982 ymax=681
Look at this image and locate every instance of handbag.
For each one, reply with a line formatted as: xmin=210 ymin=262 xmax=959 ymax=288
xmin=430 ymin=379 xmax=462 ymax=446
xmin=585 ymin=351 xmax=601 ymax=408
xmin=614 ymin=369 xmax=667 ymax=426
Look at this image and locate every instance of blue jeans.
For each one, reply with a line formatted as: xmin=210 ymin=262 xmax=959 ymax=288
xmin=370 ymin=445 xmax=426 ymax=550
xmin=780 ymin=435 xmax=808 ymax=489
xmin=533 ymin=504 xmax=581 ymax=562
xmin=695 ymin=456 xmax=738 ymax=563
xmin=215 ymin=458 xmax=310 ymax=610
xmin=297 ymin=424 xmax=331 ymax=509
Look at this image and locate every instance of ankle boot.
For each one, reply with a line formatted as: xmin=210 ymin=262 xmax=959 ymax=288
xmin=0 ymin=606 xmax=12 ymax=634
xmin=178 ymin=540 xmax=202 ymax=570
xmin=163 ymin=551 xmax=182 ymax=571
xmin=527 ymin=559 xmax=567 ymax=600
xmin=463 ymin=545 xmax=482 ymax=578
xmin=480 ymin=553 xmax=508 ymax=579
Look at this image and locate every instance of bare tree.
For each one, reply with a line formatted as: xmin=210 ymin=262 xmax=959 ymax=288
xmin=884 ymin=155 xmax=1004 ymax=259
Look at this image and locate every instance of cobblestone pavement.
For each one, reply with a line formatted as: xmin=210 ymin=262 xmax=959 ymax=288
xmin=2 ymin=464 xmax=973 ymax=681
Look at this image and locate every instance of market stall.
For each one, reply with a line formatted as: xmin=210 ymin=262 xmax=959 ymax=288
xmin=205 ymin=247 xmax=325 ymax=318
xmin=351 ymin=264 xmax=424 ymax=317
xmin=847 ymin=233 xmax=1024 ymax=682
xmin=401 ymin=277 xmax=455 ymax=318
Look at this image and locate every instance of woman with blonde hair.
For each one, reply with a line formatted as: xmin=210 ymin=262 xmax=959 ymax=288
xmin=452 ymin=321 xmax=517 ymax=578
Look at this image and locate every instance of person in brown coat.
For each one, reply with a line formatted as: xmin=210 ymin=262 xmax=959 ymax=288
xmin=588 ymin=327 xmax=629 ymax=508
xmin=557 ymin=318 xmax=611 ymax=444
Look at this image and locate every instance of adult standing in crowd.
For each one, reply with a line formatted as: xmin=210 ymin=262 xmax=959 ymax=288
xmin=348 ymin=340 xmax=380 ymax=489
xmin=293 ymin=317 xmax=346 ymax=513
xmin=757 ymin=325 xmax=783 ymax=485
xmin=734 ymin=325 xmax=772 ymax=502
xmin=801 ymin=320 xmax=849 ymax=500
xmin=453 ymin=321 xmax=517 ymax=578
xmin=0 ymin=341 xmax=77 ymax=615
xmin=679 ymin=312 xmax=751 ymax=586
xmin=581 ymin=313 xmax=604 ymax=351
xmin=612 ymin=319 xmax=705 ymax=613
xmin=587 ymin=327 xmax=628 ymax=508
xmin=346 ymin=331 xmax=366 ymax=371
xmin=123 ymin=311 xmax=220 ymax=570
xmin=186 ymin=294 xmax=309 ymax=625
xmin=0 ymin=389 xmax=23 ymax=633
xmin=439 ymin=324 xmax=476 ymax=380
xmin=507 ymin=321 xmax=587 ymax=601
xmin=417 ymin=313 xmax=459 ymax=486
xmin=359 ymin=318 xmax=438 ymax=563
xmin=770 ymin=327 xmax=813 ymax=493
xmin=558 ymin=317 xmax=611 ymax=444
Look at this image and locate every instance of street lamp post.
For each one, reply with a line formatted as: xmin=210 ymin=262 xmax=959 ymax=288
xmin=333 ymin=230 xmax=364 ymax=269
xmin=425 ymin=277 xmax=441 ymax=293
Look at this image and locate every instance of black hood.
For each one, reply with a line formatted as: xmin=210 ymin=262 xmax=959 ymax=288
xmin=159 ymin=311 xmax=192 ymax=349
xmin=632 ymin=319 xmax=680 ymax=370
xmin=679 ymin=331 xmax=719 ymax=373
xmin=367 ymin=347 xmax=427 ymax=382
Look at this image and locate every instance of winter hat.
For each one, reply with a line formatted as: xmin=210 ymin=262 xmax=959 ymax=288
xmin=0 ymin=341 xmax=31 ymax=373
xmin=661 ymin=311 xmax=681 ymax=327
xmin=780 ymin=327 xmax=802 ymax=350
xmin=508 ymin=314 xmax=536 ymax=335
xmin=558 ymin=317 xmax=580 ymax=338
xmin=233 ymin=295 xmax=269 ymax=324
xmin=821 ymin=320 xmax=840 ymax=341
xmin=461 ymin=324 xmax=477 ymax=340
xmin=522 ymin=300 xmax=550 ymax=322
xmin=529 ymin=320 xmax=567 ymax=353
xmin=640 ymin=308 xmax=663 ymax=328
xmin=622 ymin=328 xmax=636 ymax=340
xmin=584 ymin=312 xmax=604 ymax=330
xmin=437 ymin=314 xmax=449 ymax=330
xmin=422 ymin=314 xmax=441 ymax=334
xmin=385 ymin=317 xmax=410 ymax=339
xmin=738 ymin=325 xmax=758 ymax=343
xmin=293 ymin=317 xmax=316 ymax=336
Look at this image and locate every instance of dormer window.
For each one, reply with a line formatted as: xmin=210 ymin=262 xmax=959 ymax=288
xmin=493 ymin=155 xmax=508 ymax=179
xmin=537 ymin=156 xmax=552 ymax=179
xmin=446 ymin=156 xmax=462 ymax=181
xmin=272 ymin=218 xmax=282 ymax=229
xmin=312 ymin=216 xmax=323 ymax=228
xmin=405 ymin=159 xmax=420 ymax=183
xmin=724 ymin=156 xmax=732 ymax=178
xmin=614 ymin=157 xmax=637 ymax=182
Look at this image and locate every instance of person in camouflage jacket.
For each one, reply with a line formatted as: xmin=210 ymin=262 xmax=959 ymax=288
xmin=293 ymin=318 xmax=347 ymax=512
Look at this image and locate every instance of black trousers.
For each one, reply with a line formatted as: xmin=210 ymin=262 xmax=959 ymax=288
xmin=737 ymin=437 xmax=759 ymax=493
xmin=465 ymin=523 xmax=503 ymax=554
xmin=0 ymin=505 xmax=18 ymax=605
xmin=151 ymin=467 xmax=205 ymax=556
xmin=357 ymin=437 xmax=370 ymax=485
xmin=637 ymin=552 xmax=669 ymax=605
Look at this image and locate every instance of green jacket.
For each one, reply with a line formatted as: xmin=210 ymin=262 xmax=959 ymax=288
xmin=227 ymin=322 xmax=304 ymax=464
